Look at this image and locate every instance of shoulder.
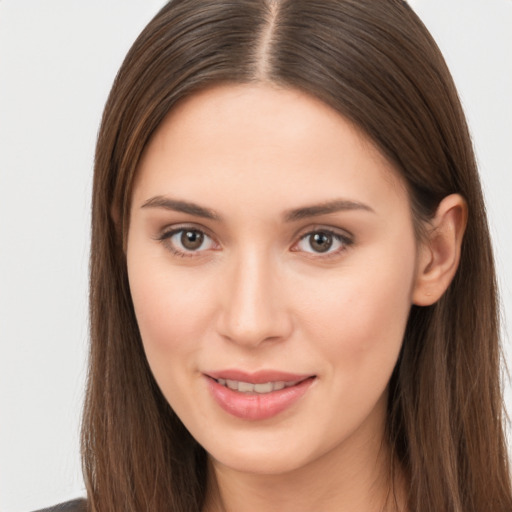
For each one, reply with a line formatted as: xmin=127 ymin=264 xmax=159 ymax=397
xmin=33 ymin=498 xmax=87 ymax=512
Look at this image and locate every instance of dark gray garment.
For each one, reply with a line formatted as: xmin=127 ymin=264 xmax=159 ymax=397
xmin=33 ymin=499 xmax=87 ymax=512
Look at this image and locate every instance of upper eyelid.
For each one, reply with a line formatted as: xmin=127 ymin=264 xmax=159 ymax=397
xmin=156 ymin=223 xmax=215 ymax=240
xmin=158 ymin=225 xmax=353 ymax=238
xmin=294 ymin=229 xmax=353 ymax=249
xmin=294 ymin=224 xmax=354 ymax=241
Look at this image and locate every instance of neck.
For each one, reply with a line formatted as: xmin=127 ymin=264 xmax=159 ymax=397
xmin=203 ymin=416 xmax=405 ymax=512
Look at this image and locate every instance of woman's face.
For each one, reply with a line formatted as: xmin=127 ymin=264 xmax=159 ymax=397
xmin=127 ymin=84 xmax=422 ymax=475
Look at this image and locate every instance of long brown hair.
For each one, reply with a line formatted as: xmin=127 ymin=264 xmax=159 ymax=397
xmin=83 ymin=1 xmax=512 ymax=510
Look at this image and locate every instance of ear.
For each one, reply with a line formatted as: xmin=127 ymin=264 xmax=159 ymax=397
xmin=412 ymin=194 xmax=468 ymax=306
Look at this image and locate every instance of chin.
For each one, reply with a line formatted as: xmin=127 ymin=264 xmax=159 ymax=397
xmin=208 ymin=446 xmax=315 ymax=476
xmin=197 ymin=422 xmax=341 ymax=477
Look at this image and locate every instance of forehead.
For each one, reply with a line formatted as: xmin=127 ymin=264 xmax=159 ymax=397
xmin=133 ymin=83 xmax=409 ymax=218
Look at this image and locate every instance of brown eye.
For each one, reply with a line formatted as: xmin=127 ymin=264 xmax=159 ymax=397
xmin=309 ymin=232 xmax=333 ymax=253
xmin=159 ymin=227 xmax=217 ymax=256
xmin=181 ymin=230 xmax=204 ymax=250
xmin=294 ymin=229 xmax=352 ymax=256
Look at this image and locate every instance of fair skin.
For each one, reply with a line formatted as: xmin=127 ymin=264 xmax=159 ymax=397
xmin=126 ymin=84 xmax=466 ymax=512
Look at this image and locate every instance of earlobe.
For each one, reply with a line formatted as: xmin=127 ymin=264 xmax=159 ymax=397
xmin=412 ymin=194 xmax=468 ymax=306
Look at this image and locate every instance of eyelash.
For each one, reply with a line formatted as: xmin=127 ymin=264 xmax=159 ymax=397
xmin=156 ymin=226 xmax=354 ymax=259
xmin=156 ymin=226 xmax=218 ymax=258
xmin=292 ymin=229 xmax=354 ymax=258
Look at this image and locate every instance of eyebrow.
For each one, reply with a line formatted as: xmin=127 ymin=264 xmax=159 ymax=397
xmin=283 ymin=199 xmax=374 ymax=222
xmin=141 ymin=196 xmax=222 ymax=221
xmin=141 ymin=195 xmax=374 ymax=222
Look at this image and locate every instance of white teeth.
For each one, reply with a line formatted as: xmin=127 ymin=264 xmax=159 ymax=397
xmin=226 ymin=379 xmax=238 ymax=390
xmin=238 ymin=381 xmax=255 ymax=392
xmin=216 ymin=379 xmax=300 ymax=394
xmin=254 ymin=382 xmax=273 ymax=393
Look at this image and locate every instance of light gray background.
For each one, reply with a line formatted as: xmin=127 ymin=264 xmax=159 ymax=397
xmin=0 ymin=1 xmax=511 ymax=511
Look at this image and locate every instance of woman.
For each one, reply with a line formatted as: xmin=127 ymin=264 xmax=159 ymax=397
xmin=39 ymin=0 xmax=512 ymax=510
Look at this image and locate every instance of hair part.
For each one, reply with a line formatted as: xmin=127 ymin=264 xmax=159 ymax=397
xmin=253 ymin=0 xmax=279 ymax=79
xmin=83 ymin=1 xmax=512 ymax=511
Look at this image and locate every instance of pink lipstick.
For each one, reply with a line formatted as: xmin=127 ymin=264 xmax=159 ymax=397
xmin=205 ymin=370 xmax=315 ymax=421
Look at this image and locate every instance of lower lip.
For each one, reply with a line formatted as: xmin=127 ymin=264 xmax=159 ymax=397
xmin=206 ymin=377 xmax=315 ymax=421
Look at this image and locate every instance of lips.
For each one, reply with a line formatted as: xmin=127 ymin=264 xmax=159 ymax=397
xmin=205 ymin=370 xmax=315 ymax=420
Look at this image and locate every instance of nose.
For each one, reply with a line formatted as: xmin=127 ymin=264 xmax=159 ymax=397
xmin=215 ymin=249 xmax=293 ymax=348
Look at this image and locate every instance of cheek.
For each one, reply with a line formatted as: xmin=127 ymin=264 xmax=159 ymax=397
xmin=127 ymin=248 xmax=214 ymax=363
xmin=127 ymin=263 xmax=217 ymax=416
xmin=300 ymin=246 xmax=416 ymax=379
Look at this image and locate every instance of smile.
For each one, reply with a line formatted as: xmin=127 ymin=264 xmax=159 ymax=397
xmin=205 ymin=371 xmax=316 ymax=421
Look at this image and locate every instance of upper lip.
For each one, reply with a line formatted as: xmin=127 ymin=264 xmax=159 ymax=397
xmin=205 ymin=369 xmax=315 ymax=384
